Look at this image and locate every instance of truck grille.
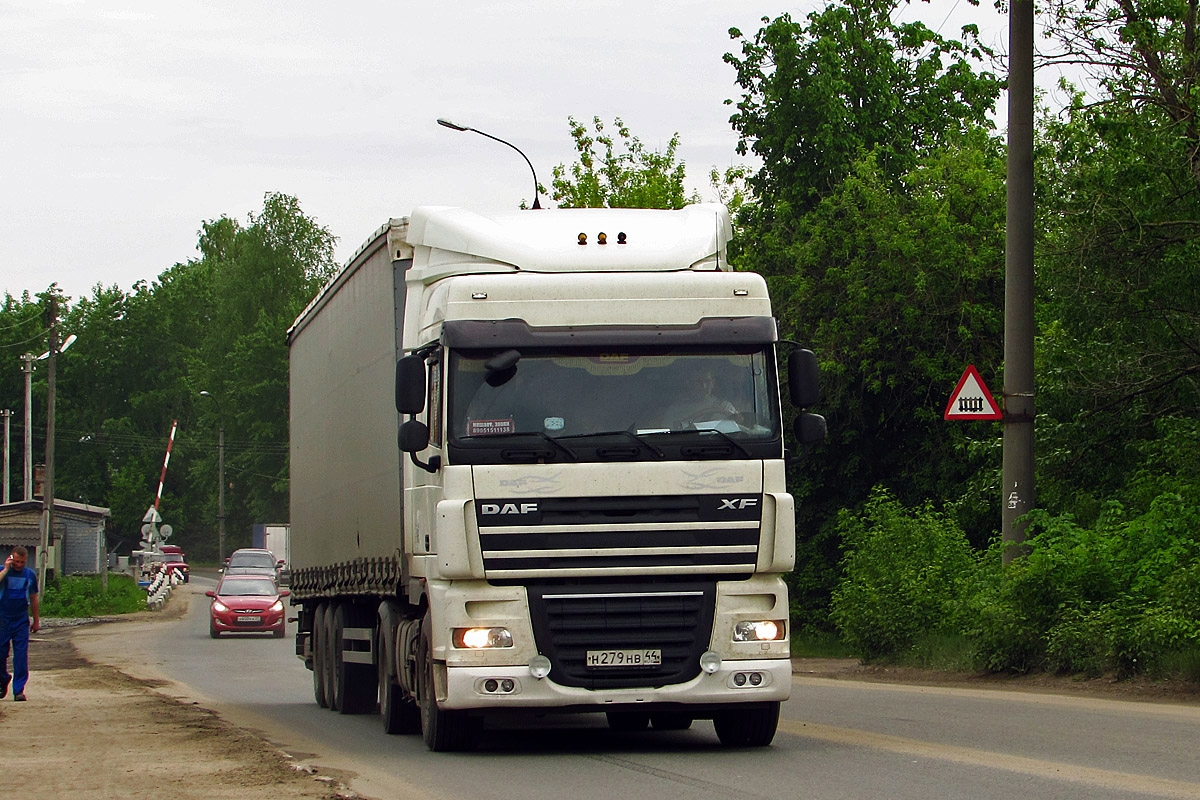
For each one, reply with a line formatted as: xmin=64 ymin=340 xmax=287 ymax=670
xmin=476 ymin=494 xmax=762 ymax=580
xmin=527 ymin=583 xmax=715 ymax=689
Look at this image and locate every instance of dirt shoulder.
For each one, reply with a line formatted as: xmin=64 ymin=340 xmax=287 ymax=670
xmin=0 ymin=596 xmax=347 ymax=800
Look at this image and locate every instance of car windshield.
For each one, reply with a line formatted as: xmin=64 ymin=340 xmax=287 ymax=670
xmin=217 ymin=578 xmax=277 ymax=597
xmin=229 ymin=552 xmax=275 ymax=568
xmin=447 ymin=345 xmax=781 ymax=463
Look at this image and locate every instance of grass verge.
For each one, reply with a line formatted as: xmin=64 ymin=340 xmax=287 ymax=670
xmin=41 ymin=574 xmax=147 ymax=617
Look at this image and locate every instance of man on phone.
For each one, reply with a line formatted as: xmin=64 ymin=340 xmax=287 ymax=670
xmin=0 ymin=546 xmax=39 ymax=701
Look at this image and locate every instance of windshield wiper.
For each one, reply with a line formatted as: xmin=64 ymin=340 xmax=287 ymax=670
xmin=650 ymin=428 xmax=753 ymax=459
xmin=463 ymin=431 xmax=577 ymax=461
xmin=557 ymin=429 xmax=666 ymax=459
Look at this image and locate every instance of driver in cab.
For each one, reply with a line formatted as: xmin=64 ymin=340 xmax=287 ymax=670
xmin=664 ymin=368 xmax=736 ymax=429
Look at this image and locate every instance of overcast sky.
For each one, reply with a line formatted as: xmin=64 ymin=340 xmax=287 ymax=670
xmin=2 ymin=1 xmax=1020 ymax=301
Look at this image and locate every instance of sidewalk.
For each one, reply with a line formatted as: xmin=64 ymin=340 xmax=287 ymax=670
xmin=0 ymin=602 xmax=345 ymax=800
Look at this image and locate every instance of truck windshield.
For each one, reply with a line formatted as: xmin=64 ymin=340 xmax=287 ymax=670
xmin=447 ymin=346 xmax=781 ymax=463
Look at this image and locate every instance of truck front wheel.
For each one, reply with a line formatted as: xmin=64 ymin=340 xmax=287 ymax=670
xmin=713 ymin=702 xmax=780 ymax=747
xmin=417 ymin=617 xmax=480 ymax=751
xmin=379 ymin=624 xmax=419 ymax=734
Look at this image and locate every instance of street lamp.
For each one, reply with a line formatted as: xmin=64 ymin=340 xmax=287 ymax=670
xmin=199 ymin=391 xmax=226 ymax=561
xmin=437 ymin=117 xmax=543 ymax=209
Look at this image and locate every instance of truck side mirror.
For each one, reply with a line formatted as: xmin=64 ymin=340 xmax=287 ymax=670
xmin=398 ymin=420 xmax=440 ymax=473
xmin=793 ymin=412 xmax=827 ymax=445
xmin=396 ymin=355 xmax=427 ymax=414
xmin=398 ymin=419 xmax=430 ymax=452
xmin=788 ymin=349 xmax=821 ymax=408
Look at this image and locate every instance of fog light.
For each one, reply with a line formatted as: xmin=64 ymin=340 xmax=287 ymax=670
xmin=734 ymin=672 xmax=747 ymax=686
xmin=733 ymin=620 xmax=785 ymax=642
xmin=749 ymin=672 xmax=763 ymax=686
xmin=484 ymin=679 xmax=498 ymax=692
xmin=700 ymin=651 xmax=722 ymax=674
xmin=501 ymin=679 xmax=515 ymax=692
xmin=453 ymin=627 xmax=514 ymax=649
xmin=529 ymin=655 xmax=552 ymax=680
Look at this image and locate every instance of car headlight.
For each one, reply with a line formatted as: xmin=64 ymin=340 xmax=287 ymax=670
xmin=733 ymin=620 xmax=786 ymax=642
xmin=453 ymin=627 xmax=514 ymax=648
xmin=269 ymin=600 xmax=284 ymax=612
xmin=212 ymin=601 xmax=230 ymax=613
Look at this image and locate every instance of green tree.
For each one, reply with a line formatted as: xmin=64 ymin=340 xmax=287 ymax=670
xmin=43 ymin=193 xmax=335 ymax=561
xmin=779 ymin=137 xmax=1007 ymax=627
xmin=550 ymin=116 xmax=698 ymax=209
xmin=725 ymin=1 xmax=1002 ymax=222
xmin=1033 ymin=1 xmax=1200 ymax=522
xmin=723 ymin=2 xmax=1006 ymax=627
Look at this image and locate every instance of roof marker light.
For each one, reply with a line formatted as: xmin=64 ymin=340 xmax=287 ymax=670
xmin=578 ymin=233 xmax=587 ymax=245
xmin=597 ymin=232 xmax=608 ymax=245
xmin=617 ymin=232 xmax=627 ymax=244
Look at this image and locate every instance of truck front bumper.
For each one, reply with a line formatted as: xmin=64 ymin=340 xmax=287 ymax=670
xmin=440 ymin=657 xmax=790 ymax=711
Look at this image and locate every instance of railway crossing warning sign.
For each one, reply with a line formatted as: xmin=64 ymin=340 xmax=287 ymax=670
xmin=944 ymin=365 xmax=1003 ymax=420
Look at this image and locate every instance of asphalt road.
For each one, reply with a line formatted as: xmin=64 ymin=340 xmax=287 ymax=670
xmin=75 ymin=577 xmax=1200 ymax=800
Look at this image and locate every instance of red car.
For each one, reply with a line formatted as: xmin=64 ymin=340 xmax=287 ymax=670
xmin=160 ymin=545 xmax=189 ymax=583
xmin=206 ymin=575 xmax=289 ymax=638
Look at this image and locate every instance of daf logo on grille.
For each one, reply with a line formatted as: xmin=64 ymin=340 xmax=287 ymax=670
xmin=480 ymin=502 xmax=539 ymax=515
xmin=718 ymin=498 xmax=758 ymax=510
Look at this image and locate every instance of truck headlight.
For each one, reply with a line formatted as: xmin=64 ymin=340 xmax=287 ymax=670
xmin=453 ymin=627 xmax=514 ymax=649
xmin=733 ymin=620 xmax=786 ymax=642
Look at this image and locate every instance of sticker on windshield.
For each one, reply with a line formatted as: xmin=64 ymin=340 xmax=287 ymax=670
xmin=543 ymin=417 xmax=565 ymax=431
xmin=467 ymin=418 xmax=515 ymax=436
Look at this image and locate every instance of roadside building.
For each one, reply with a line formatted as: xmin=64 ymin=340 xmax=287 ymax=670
xmin=0 ymin=498 xmax=111 ymax=577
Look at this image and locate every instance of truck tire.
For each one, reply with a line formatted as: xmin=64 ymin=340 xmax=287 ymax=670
xmin=378 ymin=623 xmax=420 ymax=734
xmin=712 ymin=702 xmax=780 ymax=747
xmin=312 ymin=603 xmax=329 ymax=709
xmin=332 ymin=603 xmax=376 ymax=714
xmin=418 ymin=616 xmax=480 ymax=751
xmin=322 ymin=603 xmax=340 ymax=711
xmin=606 ymin=711 xmax=650 ymax=732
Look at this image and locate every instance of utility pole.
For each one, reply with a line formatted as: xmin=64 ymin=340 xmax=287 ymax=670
xmin=1002 ymin=0 xmax=1036 ymax=564
xmin=200 ymin=391 xmax=227 ymax=561
xmin=39 ymin=296 xmax=58 ymax=591
xmin=2 ymin=409 xmax=10 ymax=504
xmin=218 ymin=423 xmax=225 ymax=561
xmin=20 ymin=353 xmax=34 ymax=501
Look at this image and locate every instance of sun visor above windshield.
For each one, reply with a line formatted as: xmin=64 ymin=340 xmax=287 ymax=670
xmin=442 ymin=317 xmax=778 ymax=349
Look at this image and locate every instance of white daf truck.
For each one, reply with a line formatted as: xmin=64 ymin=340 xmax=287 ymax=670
xmin=287 ymin=203 xmax=824 ymax=751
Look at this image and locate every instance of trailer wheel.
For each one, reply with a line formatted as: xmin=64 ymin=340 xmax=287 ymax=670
xmin=713 ymin=702 xmax=780 ymax=747
xmin=322 ymin=603 xmax=340 ymax=711
xmin=312 ymin=603 xmax=329 ymax=709
xmin=418 ymin=616 xmax=480 ymax=751
xmin=332 ymin=603 xmax=376 ymax=714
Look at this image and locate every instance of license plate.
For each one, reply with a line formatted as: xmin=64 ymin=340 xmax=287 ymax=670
xmin=237 ymin=615 xmax=261 ymax=623
xmin=586 ymin=649 xmax=661 ymax=667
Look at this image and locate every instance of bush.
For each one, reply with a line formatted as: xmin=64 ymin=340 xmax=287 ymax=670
xmin=965 ymin=494 xmax=1200 ymax=677
xmin=40 ymin=574 xmax=147 ymax=617
xmin=831 ymin=489 xmax=976 ymax=660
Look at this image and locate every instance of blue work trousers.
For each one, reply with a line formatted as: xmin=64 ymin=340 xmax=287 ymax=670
xmin=0 ymin=614 xmax=30 ymax=694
